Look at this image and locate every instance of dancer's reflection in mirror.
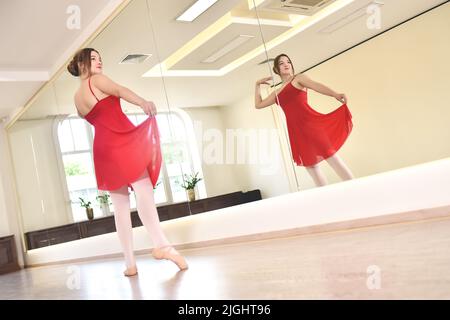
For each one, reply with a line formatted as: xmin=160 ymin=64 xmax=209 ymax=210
xmin=255 ymin=54 xmax=354 ymax=187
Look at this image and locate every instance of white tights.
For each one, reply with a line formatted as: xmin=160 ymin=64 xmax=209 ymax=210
xmin=109 ymin=171 xmax=170 ymax=268
xmin=305 ymin=153 xmax=354 ymax=187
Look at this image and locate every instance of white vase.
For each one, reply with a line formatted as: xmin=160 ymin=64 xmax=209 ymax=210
xmin=101 ymin=203 xmax=111 ymax=216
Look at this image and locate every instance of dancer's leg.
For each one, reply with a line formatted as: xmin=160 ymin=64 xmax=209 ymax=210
xmin=110 ymin=185 xmax=137 ymax=276
xmin=305 ymin=164 xmax=328 ymax=187
xmin=131 ymin=171 xmax=170 ymax=248
xmin=131 ymin=171 xmax=188 ymax=270
xmin=325 ymin=154 xmax=354 ymax=181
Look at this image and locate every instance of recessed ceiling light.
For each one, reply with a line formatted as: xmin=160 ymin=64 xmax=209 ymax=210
xmin=176 ymin=0 xmax=220 ymax=22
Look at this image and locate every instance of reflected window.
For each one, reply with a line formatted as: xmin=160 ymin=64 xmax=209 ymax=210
xmin=57 ymin=118 xmax=98 ymax=222
xmin=57 ymin=111 xmax=204 ymax=222
xmin=127 ymin=111 xmax=203 ymax=203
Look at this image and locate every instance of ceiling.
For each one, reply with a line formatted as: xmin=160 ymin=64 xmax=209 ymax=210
xmin=3 ymin=0 xmax=448 ymax=122
xmin=0 ymin=0 xmax=124 ymax=119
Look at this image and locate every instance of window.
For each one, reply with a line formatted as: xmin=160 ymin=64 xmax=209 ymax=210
xmin=57 ymin=110 xmax=204 ymax=222
xmin=57 ymin=117 xmax=98 ymax=222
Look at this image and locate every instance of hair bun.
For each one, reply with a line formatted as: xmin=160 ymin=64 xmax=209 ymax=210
xmin=273 ymin=66 xmax=279 ymax=75
xmin=67 ymin=58 xmax=79 ymax=77
xmin=67 ymin=48 xmax=99 ymax=77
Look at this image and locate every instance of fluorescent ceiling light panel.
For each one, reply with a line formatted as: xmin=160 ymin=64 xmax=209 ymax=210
xmin=202 ymin=35 xmax=254 ymax=63
xmin=319 ymin=1 xmax=384 ymax=34
xmin=177 ymin=0 xmax=220 ymax=22
xmin=231 ymin=16 xmax=295 ymax=27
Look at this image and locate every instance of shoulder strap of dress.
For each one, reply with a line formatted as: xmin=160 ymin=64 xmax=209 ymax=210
xmin=88 ymin=76 xmax=99 ymax=102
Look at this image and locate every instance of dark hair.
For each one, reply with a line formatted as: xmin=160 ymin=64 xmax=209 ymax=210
xmin=273 ymin=53 xmax=294 ymax=76
xmin=67 ymin=48 xmax=99 ymax=77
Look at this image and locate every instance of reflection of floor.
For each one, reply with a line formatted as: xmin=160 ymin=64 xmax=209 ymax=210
xmin=2 ymin=216 xmax=450 ymax=299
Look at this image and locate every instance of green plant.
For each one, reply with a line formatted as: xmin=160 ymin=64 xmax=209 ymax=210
xmin=180 ymin=172 xmax=202 ymax=190
xmin=96 ymin=193 xmax=111 ymax=206
xmin=79 ymin=197 xmax=91 ymax=209
xmin=65 ymin=162 xmax=88 ymax=176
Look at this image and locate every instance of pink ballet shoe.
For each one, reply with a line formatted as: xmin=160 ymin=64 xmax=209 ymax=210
xmin=123 ymin=266 xmax=138 ymax=277
xmin=152 ymin=246 xmax=188 ymax=271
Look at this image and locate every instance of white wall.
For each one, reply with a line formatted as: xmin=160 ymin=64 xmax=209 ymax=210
xmin=0 ymin=123 xmax=24 ymax=266
xmin=220 ymin=94 xmax=291 ymax=199
xmin=0 ymin=185 xmax=8 ymax=235
xmin=183 ymin=106 xmax=242 ymax=198
xmin=8 ymin=119 xmax=70 ymax=232
xmin=184 ymin=100 xmax=292 ymax=200
xmin=0 ymin=124 xmax=14 ymax=236
xmin=0 ymin=126 xmax=11 ymax=235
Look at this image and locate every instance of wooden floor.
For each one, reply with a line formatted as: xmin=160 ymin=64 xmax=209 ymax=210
xmin=1 ymin=217 xmax=450 ymax=300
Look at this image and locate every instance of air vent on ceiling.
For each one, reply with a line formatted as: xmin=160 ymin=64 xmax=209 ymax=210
xmin=119 ymin=54 xmax=152 ymax=64
xmin=259 ymin=0 xmax=337 ymax=16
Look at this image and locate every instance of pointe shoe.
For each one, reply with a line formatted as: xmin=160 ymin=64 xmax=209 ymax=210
xmin=152 ymin=246 xmax=188 ymax=271
xmin=123 ymin=266 xmax=138 ymax=277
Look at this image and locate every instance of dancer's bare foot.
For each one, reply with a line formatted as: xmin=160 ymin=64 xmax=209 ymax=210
xmin=123 ymin=266 xmax=138 ymax=277
xmin=152 ymin=246 xmax=188 ymax=270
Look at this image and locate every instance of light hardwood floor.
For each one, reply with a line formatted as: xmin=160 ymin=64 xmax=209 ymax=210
xmin=1 ymin=217 xmax=449 ymax=299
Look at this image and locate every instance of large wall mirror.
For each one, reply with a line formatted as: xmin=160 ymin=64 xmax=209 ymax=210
xmin=255 ymin=0 xmax=450 ymax=190
xmin=7 ymin=0 xmax=449 ymax=252
xmin=145 ymin=0 xmax=292 ymax=206
xmin=7 ymin=0 xmax=279 ymax=250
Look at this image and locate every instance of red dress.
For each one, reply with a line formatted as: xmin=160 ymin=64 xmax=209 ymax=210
xmin=276 ymin=82 xmax=353 ymax=167
xmin=84 ymin=77 xmax=162 ymax=191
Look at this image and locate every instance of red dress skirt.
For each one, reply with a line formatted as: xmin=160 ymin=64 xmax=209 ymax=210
xmin=276 ymin=82 xmax=353 ymax=166
xmin=84 ymin=79 xmax=161 ymax=191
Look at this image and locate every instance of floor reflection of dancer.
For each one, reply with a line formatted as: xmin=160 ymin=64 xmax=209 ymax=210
xmin=68 ymin=48 xmax=188 ymax=276
xmin=255 ymin=53 xmax=354 ymax=187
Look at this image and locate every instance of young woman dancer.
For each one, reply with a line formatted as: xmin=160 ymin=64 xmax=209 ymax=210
xmin=68 ymin=48 xmax=188 ymax=276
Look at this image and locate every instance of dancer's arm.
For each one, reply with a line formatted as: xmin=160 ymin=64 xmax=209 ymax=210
xmin=255 ymin=77 xmax=276 ymax=109
xmin=295 ymin=74 xmax=347 ymax=104
xmin=91 ymin=74 xmax=157 ymax=116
